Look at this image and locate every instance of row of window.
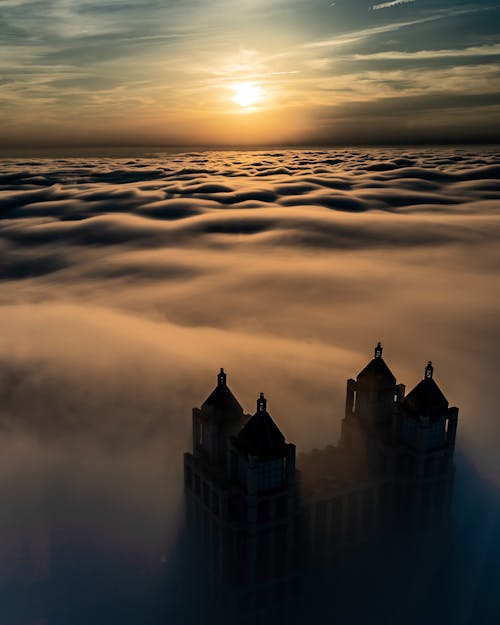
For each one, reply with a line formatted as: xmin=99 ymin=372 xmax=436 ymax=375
xmin=185 ymin=464 xmax=220 ymax=515
xmin=238 ymin=457 xmax=285 ymax=493
xmin=186 ymin=462 xmax=291 ymax=523
xmin=308 ymin=478 xmax=452 ymax=549
xmin=379 ymin=450 xmax=451 ymax=477
xmin=402 ymin=417 xmax=446 ymax=451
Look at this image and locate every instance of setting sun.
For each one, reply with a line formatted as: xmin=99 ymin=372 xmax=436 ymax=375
xmin=231 ymin=82 xmax=263 ymax=108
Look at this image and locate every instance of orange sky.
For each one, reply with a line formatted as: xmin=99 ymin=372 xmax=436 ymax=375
xmin=1 ymin=0 xmax=500 ymax=146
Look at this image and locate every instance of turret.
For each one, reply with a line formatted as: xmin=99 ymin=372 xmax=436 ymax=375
xmin=192 ymin=368 xmax=246 ymax=465
xmin=230 ymin=393 xmax=296 ymax=494
xmin=401 ymin=361 xmax=458 ymax=452
xmin=345 ymin=342 xmax=400 ymax=428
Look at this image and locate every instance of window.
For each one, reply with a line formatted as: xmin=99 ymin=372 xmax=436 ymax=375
xmin=212 ymin=492 xmax=220 ymax=515
xmin=314 ymin=501 xmax=327 ymax=553
xmin=315 ymin=501 xmax=327 ymax=538
xmin=347 ymin=492 xmax=359 ymax=539
xmin=258 ymin=500 xmax=270 ymax=522
xmin=257 ymin=530 xmax=270 ymax=579
xmin=276 ymin=495 xmax=288 ymax=518
xmin=203 ymin=482 xmax=210 ymax=506
xmin=255 ymin=459 xmax=284 ymax=493
xmin=274 ymin=525 xmax=288 ymax=576
xmin=229 ymin=496 xmax=242 ymax=522
xmin=185 ymin=465 xmax=193 ymax=488
xmin=424 ymin=458 xmax=434 ymax=478
xmin=331 ymin=498 xmax=342 ymax=543
xmin=362 ymin=490 xmax=375 ymax=532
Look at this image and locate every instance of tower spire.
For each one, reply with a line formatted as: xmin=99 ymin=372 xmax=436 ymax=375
xmin=257 ymin=392 xmax=267 ymax=413
xmin=425 ymin=361 xmax=434 ymax=379
xmin=374 ymin=342 xmax=383 ymax=359
xmin=217 ymin=367 xmax=227 ymax=387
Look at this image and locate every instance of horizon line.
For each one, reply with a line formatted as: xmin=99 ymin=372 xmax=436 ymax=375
xmin=1 ymin=140 xmax=499 ymax=154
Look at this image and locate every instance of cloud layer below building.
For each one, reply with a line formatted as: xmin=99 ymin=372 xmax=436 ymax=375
xmin=0 ymin=147 xmax=499 ymax=621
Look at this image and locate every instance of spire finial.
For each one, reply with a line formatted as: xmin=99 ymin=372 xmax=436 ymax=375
xmin=374 ymin=342 xmax=383 ymax=359
xmin=257 ymin=392 xmax=267 ymax=413
xmin=425 ymin=361 xmax=434 ymax=379
xmin=217 ymin=368 xmax=227 ymax=387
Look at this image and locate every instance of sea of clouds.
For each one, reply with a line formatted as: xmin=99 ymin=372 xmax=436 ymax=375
xmin=1 ymin=147 xmax=499 ymax=623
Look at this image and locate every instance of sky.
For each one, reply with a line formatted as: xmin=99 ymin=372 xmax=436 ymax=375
xmin=1 ymin=0 xmax=500 ymax=146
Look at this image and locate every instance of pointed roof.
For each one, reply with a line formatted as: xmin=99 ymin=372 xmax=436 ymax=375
xmin=200 ymin=368 xmax=244 ymax=423
xmin=236 ymin=393 xmax=286 ymax=458
xmin=357 ymin=342 xmax=396 ymax=386
xmin=405 ymin=362 xmax=449 ymax=420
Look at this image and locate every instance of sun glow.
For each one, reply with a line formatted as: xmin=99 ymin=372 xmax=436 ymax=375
xmin=231 ymin=82 xmax=263 ymax=108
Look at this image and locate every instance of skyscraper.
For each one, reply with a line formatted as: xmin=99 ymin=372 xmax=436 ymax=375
xmin=184 ymin=346 xmax=459 ymax=621
xmin=301 ymin=345 xmax=458 ymax=559
xmin=184 ymin=370 xmax=298 ymax=623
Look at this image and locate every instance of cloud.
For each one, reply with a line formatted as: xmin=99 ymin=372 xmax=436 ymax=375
xmin=372 ymin=0 xmax=416 ymax=10
xmin=301 ymin=15 xmax=430 ymax=49
xmin=354 ymin=43 xmax=500 ymax=61
xmin=1 ymin=1 xmax=499 ymax=146
xmin=1 ymin=147 xmax=500 ymax=622
xmin=300 ymin=6 xmax=485 ymax=50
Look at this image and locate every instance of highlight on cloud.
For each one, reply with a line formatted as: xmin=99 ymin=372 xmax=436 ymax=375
xmin=372 ymin=0 xmax=416 ymax=10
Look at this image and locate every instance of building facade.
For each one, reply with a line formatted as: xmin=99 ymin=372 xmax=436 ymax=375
xmin=300 ymin=343 xmax=458 ymax=562
xmin=184 ymin=370 xmax=299 ymax=623
xmin=184 ymin=346 xmax=459 ymax=620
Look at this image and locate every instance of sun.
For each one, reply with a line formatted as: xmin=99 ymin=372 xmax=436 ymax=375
xmin=231 ymin=82 xmax=263 ymax=108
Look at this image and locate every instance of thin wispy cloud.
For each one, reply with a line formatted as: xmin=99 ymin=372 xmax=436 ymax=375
xmin=372 ymin=0 xmax=416 ymax=10
xmin=354 ymin=43 xmax=500 ymax=60
xmin=301 ymin=7 xmax=483 ymax=50
xmin=302 ymin=16 xmax=434 ymax=49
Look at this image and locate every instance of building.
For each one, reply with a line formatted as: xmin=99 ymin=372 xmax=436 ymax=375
xmin=184 ymin=369 xmax=299 ymax=623
xmin=300 ymin=343 xmax=458 ymax=563
xmin=184 ymin=345 xmax=459 ymax=620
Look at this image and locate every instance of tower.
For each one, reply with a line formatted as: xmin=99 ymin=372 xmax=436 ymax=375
xmin=396 ymin=361 xmax=458 ymax=528
xmin=192 ymin=368 xmax=246 ymax=466
xmin=323 ymin=345 xmax=458 ymax=542
xmin=228 ymin=393 xmax=297 ymax=590
xmin=341 ymin=342 xmax=405 ymax=475
xmin=345 ymin=342 xmax=404 ymax=427
xmin=184 ymin=352 xmax=460 ymax=618
xmin=184 ymin=374 xmax=298 ymax=623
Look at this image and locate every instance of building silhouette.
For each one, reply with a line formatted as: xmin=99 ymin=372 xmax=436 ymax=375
xmin=184 ymin=369 xmax=299 ymax=623
xmin=300 ymin=343 xmax=458 ymax=562
xmin=183 ymin=344 xmax=459 ymax=623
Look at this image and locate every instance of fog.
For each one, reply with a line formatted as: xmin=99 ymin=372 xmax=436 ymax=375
xmin=0 ymin=147 xmax=499 ymax=623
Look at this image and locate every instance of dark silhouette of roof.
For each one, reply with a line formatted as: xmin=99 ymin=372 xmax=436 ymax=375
xmin=200 ymin=368 xmax=244 ymax=422
xmin=405 ymin=362 xmax=449 ymax=420
xmin=357 ymin=342 xmax=396 ymax=386
xmin=236 ymin=393 xmax=286 ymax=458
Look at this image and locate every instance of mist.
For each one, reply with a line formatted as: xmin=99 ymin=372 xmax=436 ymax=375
xmin=1 ymin=147 xmax=500 ymax=624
